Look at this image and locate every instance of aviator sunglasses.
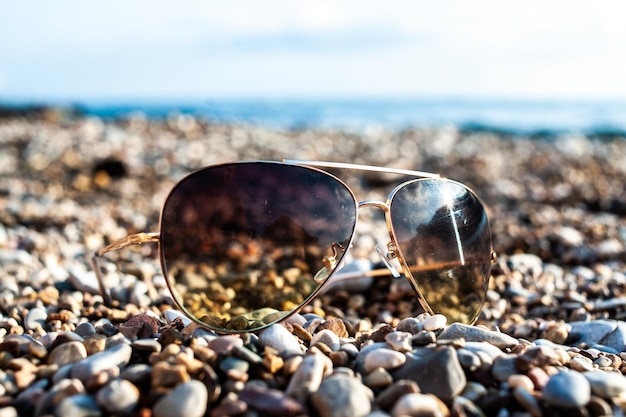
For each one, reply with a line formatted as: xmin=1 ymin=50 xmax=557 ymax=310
xmin=93 ymin=160 xmax=496 ymax=333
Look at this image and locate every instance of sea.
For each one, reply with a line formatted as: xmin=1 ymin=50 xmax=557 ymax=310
xmin=12 ymin=98 xmax=626 ymax=136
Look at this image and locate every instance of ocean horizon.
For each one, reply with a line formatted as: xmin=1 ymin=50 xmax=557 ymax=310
xmin=3 ymin=97 xmax=626 ymax=136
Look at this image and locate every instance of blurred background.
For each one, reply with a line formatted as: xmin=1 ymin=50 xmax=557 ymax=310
xmin=1 ymin=0 xmax=626 ymax=134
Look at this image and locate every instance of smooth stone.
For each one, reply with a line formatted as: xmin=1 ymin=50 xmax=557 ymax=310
xmin=507 ymin=253 xmax=544 ymax=277
xmin=311 ymin=329 xmax=340 ymax=351
xmin=396 ymin=317 xmax=423 ymax=334
xmin=583 ymin=371 xmax=626 ymax=398
xmin=207 ymin=335 xmax=244 ymax=355
xmin=47 ymin=341 xmax=88 ymax=367
xmin=390 ymin=393 xmax=448 ymax=417
xmin=74 ymin=322 xmax=97 ymax=338
xmin=311 ymin=373 xmax=373 ymax=417
xmin=24 ymin=306 xmax=48 ymax=331
xmin=355 ymin=342 xmax=390 ymax=372
xmin=153 ymin=380 xmax=208 ymax=417
xmin=456 ymin=348 xmax=481 ymax=372
xmin=385 ymin=331 xmax=413 ymax=352
xmin=55 ymin=394 xmax=101 ymax=417
xmin=568 ymin=320 xmax=618 ymax=347
xmin=422 ymin=314 xmax=447 ymax=331
xmin=258 ymin=324 xmax=303 ymax=357
xmin=363 ymin=368 xmax=393 ymax=388
xmin=71 ymin=343 xmax=133 ymax=384
xmin=286 ymin=353 xmax=333 ymax=402
xmin=95 ymin=379 xmax=140 ymax=414
xmin=238 ymin=384 xmax=308 ymax=417
xmin=164 ymin=309 xmax=192 ymax=327
xmin=438 ymin=323 xmax=519 ymax=349
xmin=363 ymin=348 xmax=407 ymax=373
xmin=513 ymin=386 xmax=543 ymax=417
xmin=492 ymin=354 xmax=520 ymax=382
xmin=543 ymin=371 xmax=591 ymax=408
xmin=68 ymin=266 xmax=101 ymax=294
xmin=392 ymin=346 xmax=466 ymax=401
xmin=463 ymin=341 xmax=506 ymax=360
xmin=375 ymin=380 xmax=420 ymax=410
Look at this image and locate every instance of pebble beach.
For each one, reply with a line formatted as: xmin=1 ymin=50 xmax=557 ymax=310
xmin=1 ymin=111 xmax=626 ymax=417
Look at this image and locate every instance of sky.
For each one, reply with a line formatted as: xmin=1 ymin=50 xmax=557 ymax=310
xmin=1 ymin=1 xmax=626 ymax=104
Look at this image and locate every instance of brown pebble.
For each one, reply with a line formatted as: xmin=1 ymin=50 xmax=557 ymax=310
xmin=151 ymin=362 xmax=190 ymax=388
xmin=369 ymin=324 xmax=395 ymax=342
xmin=317 ymin=318 xmax=349 ymax=338
xmin=238 ymin=384 xmax=308 ymax=417
xmin=83 ymin=334 xmax=108 ymax=355
xmin=587 ymin=395 xmax=613 ymax=417
xmin=516 ymin=346 xmax=562 ymax=371
xmin=329 ymin=350 xmax=349 ymax=367
xmin=210 ymin=394 xmax=247 ymax=417
xmin=290 ymin=323 xmax=312 ymax=343
xmin=376 ymin=379 xmax=421 ymax=411
xmin=262 ymin=348 xmax=284 ymax=374
xmin=527 ymin=367 xmax=550 ymax=390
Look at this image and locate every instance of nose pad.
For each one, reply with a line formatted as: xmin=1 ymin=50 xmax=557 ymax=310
xmin=375 ymin=242 xmax=403 ymax=279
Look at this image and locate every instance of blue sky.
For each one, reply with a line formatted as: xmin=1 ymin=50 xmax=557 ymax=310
xmin=1 ymin=1 xmax=625 ymax=103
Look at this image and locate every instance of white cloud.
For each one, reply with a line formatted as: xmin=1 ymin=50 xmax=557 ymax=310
xmin=1 ymin=1 xmax=625 ymax=101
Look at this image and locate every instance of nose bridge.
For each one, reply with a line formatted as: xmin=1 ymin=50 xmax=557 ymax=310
xmin=358 ymin=200 xmax=390 ymax=213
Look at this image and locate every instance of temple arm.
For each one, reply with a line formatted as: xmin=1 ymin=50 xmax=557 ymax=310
xmin=92 ymin=232 xmax=160 ymax=306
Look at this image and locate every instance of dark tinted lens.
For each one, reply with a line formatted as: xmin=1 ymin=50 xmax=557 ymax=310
xmin=389 ymin=179 xmax=492 ymax=324
xmin=160 ymin=162 xmax=357 ymax=332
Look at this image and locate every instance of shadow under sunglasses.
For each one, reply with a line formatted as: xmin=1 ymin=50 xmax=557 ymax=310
xmin=93 ymin=160 xmax=495 ymax=333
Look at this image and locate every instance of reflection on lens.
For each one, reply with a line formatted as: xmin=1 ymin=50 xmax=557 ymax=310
xmin=159 ymin=162 xmax=357 ymax=332
xmin=389 ymin=179 xmax=492 ymax=324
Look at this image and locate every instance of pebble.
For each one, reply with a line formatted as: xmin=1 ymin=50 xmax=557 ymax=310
xmin=24 ymin=306 xmax=48 ymax=331
xmin=153 ymin=380 xmax=208 ymax=417
xmin=422 ymin=314 xmax=447 ymax=331
xmin=311 ymin=329 xmax=341 ymax=351
xmin=583 ymin=370 xmax=626 ymax=398
xmin=286 ymin=352 xmax=333 ymax=401
xmin=258 ymin=324 xmax=303 ymax=357
xmin=438 ymin=323 xmax=519 ymax=349
xmin=390 ymin=393 xmax=449 ymax=417
xmin=392 ymin=346 xmax=466 ymax=401
xmin=238 ymin=384 xmax=308 ymax=416
xmin=2 ymin=115 xmax=626 ymax=417
xmin=363 ymin=348 xmax=407 ymax=373
xmin=542 ymin=371 xmax=591 ymax=408
xmin=47 ymin=341 xmax=88 ymax=366
xmin=70 ymin=343 xmax=132 ymax=384
xmin=95 ymin=378 xmax=140 ymax=414
xmin=310 ymin=373 xmax=373 ymax=417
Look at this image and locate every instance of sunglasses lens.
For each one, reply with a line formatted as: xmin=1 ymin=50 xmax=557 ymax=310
xmin=389 ymin=179 xmax=492 ymax=324
xmin=159 ymin=162 xmax=357 ymax=332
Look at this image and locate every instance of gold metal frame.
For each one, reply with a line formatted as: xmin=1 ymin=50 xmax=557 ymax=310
xmin=92 ymin=160 xmax=496 ymax=327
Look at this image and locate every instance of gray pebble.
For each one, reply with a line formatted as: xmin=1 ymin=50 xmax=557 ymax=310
xmin=583 ymin=370 xmax=626 ymax=399
xmin=74 ymin=322 xmax=96 ymax=337
xmin=543 ymin=371 xmax=591 ymax=408
xmin=258 ymin=324 xmax=303 ymax=357
xmin=71 ymin=343 xmax=133 ymax=384
xmin=55 ymin=394 xmax=101 ymax=417
xmin=47 ymin=340 xmax=88 ymax=367
xmin=96 ymin=379 xmax=140 ymax=414
xmin=392 ymin=346 xmax=466 ymax=401
xmin=153 ymin=380 xmax=208 ymax=417
xmin=363 ymin=348 xmax=406 ymax=373
xmin=311 ymin=373 xmax=373 ymax=417
xmin=438 ymin=323 xmax=519 ymax=349
xmin=491 ymin=354 xmax=519 ymax=382
xmin=311 ymin=329 xmax=340 ymax=351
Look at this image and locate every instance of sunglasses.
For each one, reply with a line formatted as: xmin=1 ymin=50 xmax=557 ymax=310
xmin=93 ymin=160 xmax=495 ymax=333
